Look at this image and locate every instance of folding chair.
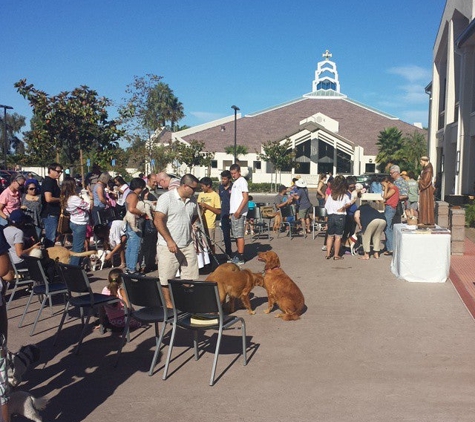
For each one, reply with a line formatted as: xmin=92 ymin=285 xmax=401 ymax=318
xmin=53 ymin=263 xmax=120 ymax=354
xmin=18 ymin=255 xmax=67 ymax=336
xmin=115 ymin=274 xmax=176 ymax=376
xmin=252 ymin=206 xmax=273 ymax=241
xmin=6 ymin=258 xmax=34 ymax=310
xmin=163 ymin=279 xmax=247 ymax=386
xmin=279 ymin=205 xmax=299 ymax=239
xmin=312 ymin=206 xmax=327 ymax=240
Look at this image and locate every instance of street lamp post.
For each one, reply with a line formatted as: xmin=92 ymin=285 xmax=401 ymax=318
xmin=0 ymin=105 xmax=13 ymax=169
xmin=231 ymin=105 xmax=240 ymax=164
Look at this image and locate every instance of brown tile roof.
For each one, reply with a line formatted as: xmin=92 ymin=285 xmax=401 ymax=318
xmin=178 ymin=97 xmax=427 ymax=156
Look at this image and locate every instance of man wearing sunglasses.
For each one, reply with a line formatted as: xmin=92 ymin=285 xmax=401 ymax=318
xmin=40 ymin=162 xmax=63 ymax=247
xmin=154 ymin=174 xmax=199 ymax=308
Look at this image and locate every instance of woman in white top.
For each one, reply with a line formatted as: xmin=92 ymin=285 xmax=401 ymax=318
xmin=324 ymin=175 xmax=353 ymax=260
xmin=61 ymin=178 xmax=90 ymax=266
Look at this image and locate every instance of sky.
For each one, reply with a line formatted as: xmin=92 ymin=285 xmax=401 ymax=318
xmin=1 ymin=0 xmax=447 ymax=139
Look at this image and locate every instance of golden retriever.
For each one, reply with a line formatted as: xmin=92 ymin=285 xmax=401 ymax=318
xmin=29 ymin=246 xmax=96 ymax=264
xmin=205 ymin=263 xmax=264 ymax=314
xmin=257 ymin=251 xmax=305 ymax=321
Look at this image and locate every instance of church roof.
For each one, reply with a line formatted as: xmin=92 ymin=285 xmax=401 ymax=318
xmin=178 ymin=96 xmax=426 ymax=156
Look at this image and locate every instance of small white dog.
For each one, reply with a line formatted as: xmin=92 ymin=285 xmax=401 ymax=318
xmin=124 ymin=200 xmax=154 ymax=233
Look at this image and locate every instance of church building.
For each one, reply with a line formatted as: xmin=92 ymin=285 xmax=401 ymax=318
xmin=153 ymin=51 xmax=426 ymax=187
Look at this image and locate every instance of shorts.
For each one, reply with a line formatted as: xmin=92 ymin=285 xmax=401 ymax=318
xmin=297 ymin=207 xmax=312 ymax=219
xmin=407 ymin=201 xmax=418 ymax=210
xmin=231 ymin=214 xmax=245 ymax=238
xmin=157 ymin=242 xmax=199 ymax=286
xmin=327 ymin=214 xmax=346 ymax=237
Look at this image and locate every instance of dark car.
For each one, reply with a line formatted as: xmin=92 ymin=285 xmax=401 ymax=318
xmin=16 ymin=170 xmax=44 ymax=184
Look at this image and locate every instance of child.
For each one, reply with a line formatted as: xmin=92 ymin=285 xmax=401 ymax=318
xmin=101 ymin=268 xmax=141 ymax=330
xmin=245 ymin=195 xmax=256 ymax=235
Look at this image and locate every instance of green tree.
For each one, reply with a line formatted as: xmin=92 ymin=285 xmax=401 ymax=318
xmin=15 ymin=79 xmax=124 ymax=180
xmin=224 ymin=145 xmax=248 ymax=161
xmin=120 ymin=75 xmax=185 ymax=142
xmin=258 ymin=138 xmax=296 ymax=191
xmin=375 ymin=127 xmax=404 ymax=172
xmin=175 ymin=140 xmax=214 ymax=173
xmin=395 ymin=131 xmax=427 ymax=173
xmin=150 ymin=143 xmax=175 ymax=173
xmin=0 ymin=112 xmax=27 ymax=161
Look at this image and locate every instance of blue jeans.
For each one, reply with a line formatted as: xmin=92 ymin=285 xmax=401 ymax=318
xmin=70 ymin=222 xmax=87 ymax=266
xmin=42 ymin=215 xmax=59 ymax=248
xmin=125 ymin=223 xmax=142 ymax=272
xmin=384 ymin=205 xmax=397 ymax=252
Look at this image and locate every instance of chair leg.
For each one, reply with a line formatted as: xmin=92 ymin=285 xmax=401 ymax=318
xmin=30 ymin=295 xmax=48 ymax=336
xmin=53 ymin=301 xmax=71 ymax=346
xmin=75 ymin=309 xmax=93 ymax=355
xmin=193 ymin=331 xmax=199 ymax=360
xmin=210 ymin=328 xmax=223 ymax=386
xmin=162 ymin=322 xmax=177 ymax=380
xmin=115 ymin=315 xmax=131 ymax=368
xmin=241 ymin=320 xmax=248 ymax=366
xmin=18 ymin=290 xmax=35 ymax=328
xmin=149 ymin=321 xmax=167 ymax=376
xmin=48 ymin=294 xmax=54 ymax=315
xmin=6 ymin=283 xmax=19 ymax=310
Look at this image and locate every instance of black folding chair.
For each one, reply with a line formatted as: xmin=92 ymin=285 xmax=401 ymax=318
xmin=312 ymin=206 xmax=327 ymax=239
xmin=115 ymin=274 xmax=176 ymax=376
xmin=18 ymin=256 xmax=67 ymax=336
xmin=7 ymin=258 xmax=34 ymax=310
xmin=162 ymin=279 xmax=247 ymax=386
xmin=53 ymin=263 xmax=120 ymax=354
xmin=279 ymin=205 xmax=299 ymax=239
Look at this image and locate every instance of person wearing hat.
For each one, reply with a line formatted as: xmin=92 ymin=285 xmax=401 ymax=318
xmin=418 ymin=156 xmax=435 ymax=225
xmin=294 ymin=179 xmax=313 ymax=236
xmin=3 ymin=209 xmax=41 ymax=270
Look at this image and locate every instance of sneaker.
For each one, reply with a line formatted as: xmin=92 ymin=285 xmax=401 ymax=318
xmin=228 ymin=256 xmax=245 ymax=265
xmin=321 ymin=246 xmax=327 ymax=251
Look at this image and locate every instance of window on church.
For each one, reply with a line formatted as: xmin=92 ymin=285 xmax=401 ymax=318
xmin=336 ymin=150 xmax=352 ymax=174
xmin=295 ymin=162 xmax=310 ymax=174
xmin=211 ymin=160 xmax=217 ymax=168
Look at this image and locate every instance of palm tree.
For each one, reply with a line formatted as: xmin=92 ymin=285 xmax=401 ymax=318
xmin=375 ymin=127 xmax=403 ymax=172
xmin=396 ymin=131 xmax=427 ymax=173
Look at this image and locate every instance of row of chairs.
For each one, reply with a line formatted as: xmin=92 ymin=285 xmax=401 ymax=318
xmin=11 ymin=257 xmax=247 ymax=386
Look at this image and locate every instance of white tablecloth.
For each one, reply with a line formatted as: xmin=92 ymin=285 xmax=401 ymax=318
xmin=390 ymin=224 xmax=451 ymax=283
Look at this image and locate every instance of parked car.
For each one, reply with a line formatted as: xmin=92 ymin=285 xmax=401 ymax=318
xmin=16 ymin=170 xmax=44 ymax=184
xmin=350 ymin=173 xmax=389 ymax=191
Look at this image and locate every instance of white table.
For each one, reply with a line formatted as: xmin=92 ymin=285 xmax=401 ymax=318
xmin=390 ymin=224 xmax=451 ymax=283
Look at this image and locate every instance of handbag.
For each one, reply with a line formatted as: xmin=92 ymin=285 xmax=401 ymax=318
xmin=57 ymin=210 xmax=72 ymax=234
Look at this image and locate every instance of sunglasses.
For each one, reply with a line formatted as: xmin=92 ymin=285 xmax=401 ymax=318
xmin=27 ymin=187 xmax=36 ymax=191
xmin=55 ymin=169 xmax=63 ymax=173
xmin=186 ymin=184 xmax=197 ymax=192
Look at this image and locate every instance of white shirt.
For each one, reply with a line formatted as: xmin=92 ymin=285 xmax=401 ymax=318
xmin=230 ymin=176 xmax=249 ymax=216
xmin=325 ymin=194 xmax=351 ymax=215
xmin=109 ymin=220 xmax=126 ymax=248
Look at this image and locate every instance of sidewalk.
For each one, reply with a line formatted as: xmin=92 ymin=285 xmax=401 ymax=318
xmin=6 ymin=227 xmax=475 ymax=422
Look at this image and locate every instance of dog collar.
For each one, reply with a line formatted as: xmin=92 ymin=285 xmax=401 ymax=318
xmin=265 ymin=266 xmax=280 ymax=273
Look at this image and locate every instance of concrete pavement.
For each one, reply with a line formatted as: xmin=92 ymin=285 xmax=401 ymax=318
xmin=6 ymin=221 xmax=475 ymax=421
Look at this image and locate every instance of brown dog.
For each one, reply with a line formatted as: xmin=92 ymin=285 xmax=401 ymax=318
xmin=257 ymin=251 xmax=305 ymax=321
xmin=29 ymin=246 xmax=96 ymax=264
xmin=272 ymin=212 xmax=282 ymax=233
xmin=205 ymin=263 xmax=264 ymax=314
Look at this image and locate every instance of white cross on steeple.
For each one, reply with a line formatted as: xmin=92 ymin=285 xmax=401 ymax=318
xmin=322 ymin=50 xmax=332 ymax=60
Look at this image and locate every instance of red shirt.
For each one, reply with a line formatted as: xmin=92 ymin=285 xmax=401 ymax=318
xmin=385 ymin=184 xmax=400 ymax=209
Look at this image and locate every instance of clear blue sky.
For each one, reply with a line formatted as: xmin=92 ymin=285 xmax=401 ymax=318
xmin=1 ymin=0 xmax=446 ymax=138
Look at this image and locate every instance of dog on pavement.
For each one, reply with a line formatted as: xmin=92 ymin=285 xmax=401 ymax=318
xmin=205 ymin=263 xmax=264 ymax=314
xmin=257 ymin=251 xmax=305 ymax=321
xmin=29 ymin=245 xmax=96 ymax=264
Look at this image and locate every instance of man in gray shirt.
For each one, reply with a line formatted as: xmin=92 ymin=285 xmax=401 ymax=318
xmin=154 ymin=174 xmax=199 ymax=308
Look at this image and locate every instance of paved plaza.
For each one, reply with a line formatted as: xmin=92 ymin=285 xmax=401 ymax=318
xmin=6 ymin=205 xmax=475 ymax=422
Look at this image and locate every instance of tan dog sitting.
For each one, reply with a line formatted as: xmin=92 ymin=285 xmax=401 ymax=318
xmin=29 ymin=246 xmax=96 ymax=264
xmin=205 ymin=263 xmax=264 ymax=314
xmin=257 ymin=250 xmax=305 ymax=321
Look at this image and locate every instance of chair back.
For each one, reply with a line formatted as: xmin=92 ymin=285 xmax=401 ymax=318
xmin=57 ymin=263 xmax=92 ymax=294
xmin=22 ymin=255 xmax=48 ymax=286
xmin=169 ymin=280 xmax=221 ymax=314
xmin=280 ymin=205 xmax=294 ymax=218
xmin=315 ymin=206 xmax=327 ymax=219
xmin=121 ymin=274 xmax=165 ymax=309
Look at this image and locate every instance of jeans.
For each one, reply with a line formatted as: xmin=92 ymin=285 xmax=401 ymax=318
xmin=220 ymin=215 xmax=233 ymax=256
xmin=42 ymin=215 xmax=59 ymax=248
xmin=125 ymin=223 xmax=142 ymax=272
xmin=70 ymin=222 xmax=87 ymax=266
xmin=384 ymin=205 xmax=397 ymax=252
